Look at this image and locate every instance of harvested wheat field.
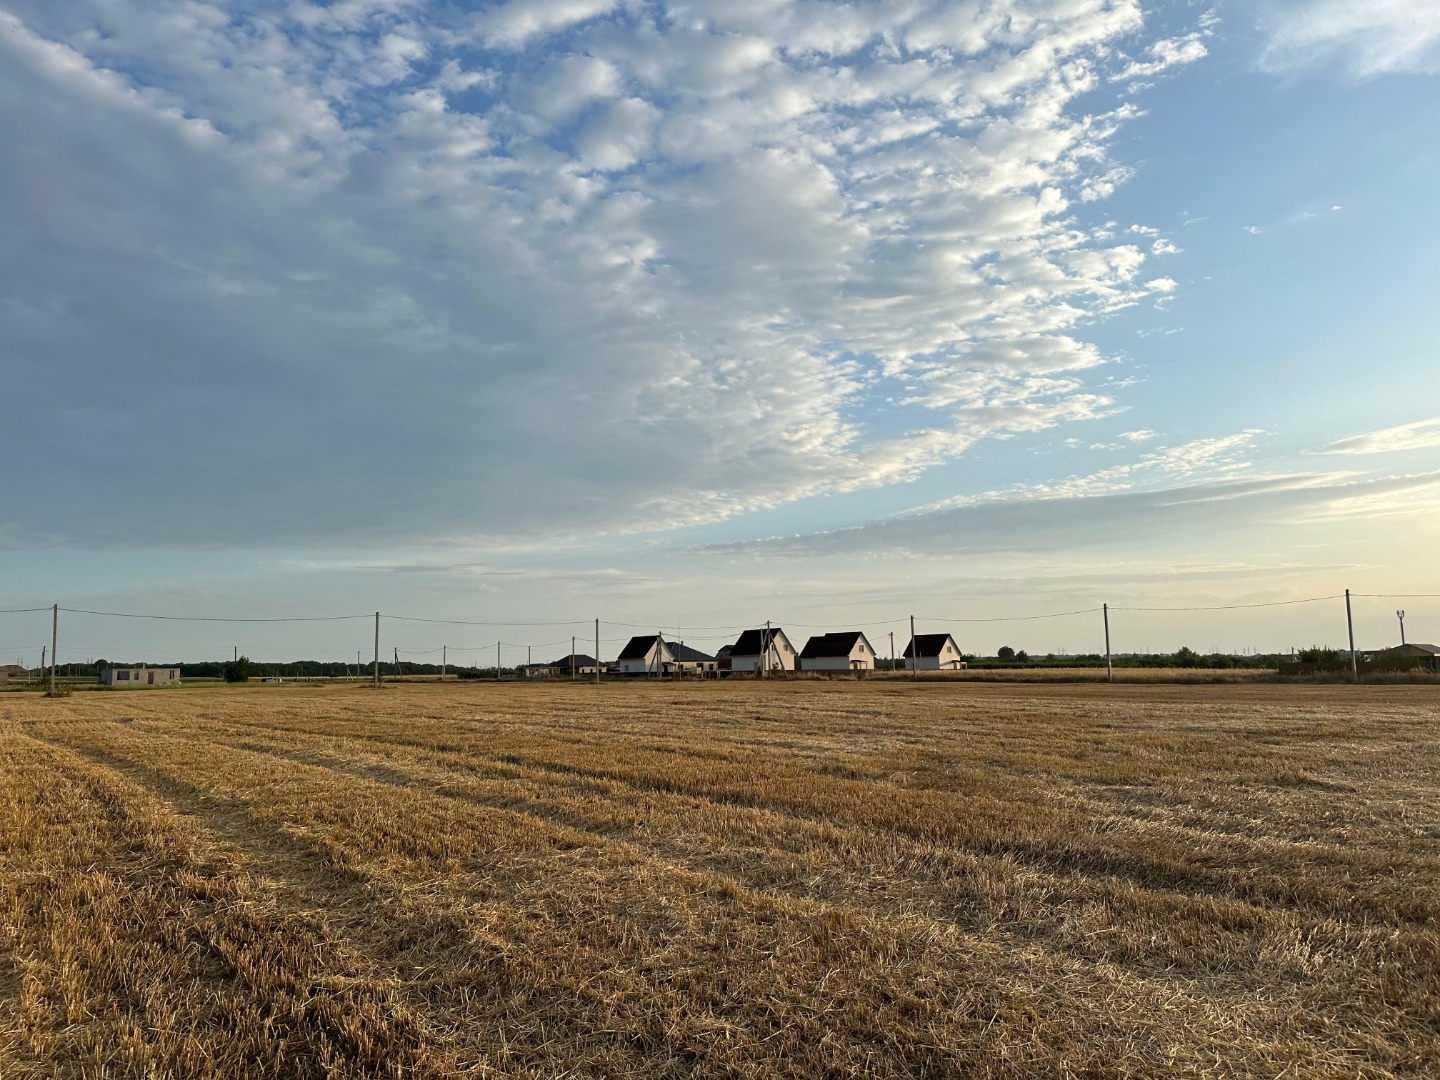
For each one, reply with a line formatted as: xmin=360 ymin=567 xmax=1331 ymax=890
xmin=1 ymin=681 xmax=1437 ymax=1078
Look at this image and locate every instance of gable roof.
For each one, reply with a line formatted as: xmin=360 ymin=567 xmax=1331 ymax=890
xmin=730 ymin=627 xmax=792 ymax=656
xmin=800 ymin=631 xmax=873 ymax=659
xmin=1390 ymin=643 xmax=1440 ymax=656
xmin=904 ymin=633 xmax=959 ymax=658
xmin=550 ymin=654 xmax=598 ymax=669
xmin=617 ymin=635 xmax=664 ymax=661
xmin=667 ymin=642 xmax=715 ymax=663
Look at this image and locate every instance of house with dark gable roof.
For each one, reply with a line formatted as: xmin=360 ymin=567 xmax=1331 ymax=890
xmin=726 ymin=627 xmax=797 ymax=673
xmin=902 ymin=633 xmax=967 ymax=671
xmin=798 ymin=631 xmax=876 ymax=672
xmin=616 ymin=635 xmax=673 ymax=675
xmin=615 ymin=636 xmax=716 ymax=676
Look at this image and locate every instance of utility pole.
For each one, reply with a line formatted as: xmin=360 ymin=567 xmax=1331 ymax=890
xmin=655 ymin=630 xmax=665 ymax=678
xmin=394 ymin=647 xmax=400 ymax=679
xmin=496 ymin=641 xmax=501 ymax=679
xmin=373 ymin=612 xmax=380 ymax=687
xmin=909 ymin=615 xmax=917 ymax=680
xmin=1103 ymin=603 xmax=1113 ymax=683
xmin=571 ymin=636 xmax=576 ymax=680
xmin=1397 ymin=609 xmax=1406 ymax=647
xmin=889 ymin=631 xmax=895 ymax=672
xmin=1346 ymin=590 xmax=1358 ymax=683
xmin=764 ymin=619 xmax=772 ymax=678
xmin=50 ymin=604 xmax=57 ymax=696
xmin=234 ymin=645 xmax=238 ymax=663
xmin=595 ymin=618 xmax=601 ymax=684
xmin=442 ymin=645 xmax=446 ymax=682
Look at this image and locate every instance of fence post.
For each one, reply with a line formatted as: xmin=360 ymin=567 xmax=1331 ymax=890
xmin=1345 ymin=589 xmax=1358 ymax=683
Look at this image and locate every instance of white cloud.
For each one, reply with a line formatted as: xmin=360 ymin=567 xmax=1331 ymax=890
xmin=0 ymin=1 xmax=1209 ymax=549
xmin=1260 ymin=0 xmax=1440 ymax=77
xmin=1318 ymin=418 xmax=1440 ymax=455
xmin=698 ymin=468 xmax=1440 ymax=560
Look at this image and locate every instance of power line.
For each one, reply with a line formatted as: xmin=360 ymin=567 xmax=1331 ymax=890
xmin=1352 ymin=593 xmax=1440 ymax=599
xmin=59 ymin=608 xmax=371 ymax=623
xmin=1111 ymin=595 xmax=1343 ymax=612
xmin=388 ymin=615 xmax=592 ymax=627
xmin=913 ymin=608 xmax=1101 ymax=623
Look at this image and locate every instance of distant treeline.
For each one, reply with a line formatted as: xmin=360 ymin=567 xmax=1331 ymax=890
xmin=52 ymin=659 xmax=494 ymax=680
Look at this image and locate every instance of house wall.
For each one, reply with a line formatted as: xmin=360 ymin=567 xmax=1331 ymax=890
xmin=729 ymin=645 xmax=797 ymax=672
xmin=100 ymin=668 xmax=181 ymax=686
xmin=617 ymin=643 xmax=671 ymax=674
xmin=803 ymin=656 xmax=853 ymax=671
xmin=904 ymin=640 xmax=964 ymax=670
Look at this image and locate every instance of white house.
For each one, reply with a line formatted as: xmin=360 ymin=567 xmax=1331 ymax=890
xmin=727 ymin=627 xmax=797 ymax=673
xmin=902 ymin=634 xmax=967 ymax=671
xmin=615 ymin=635 xmax=674 ymax=675
xmin=798 ymin=631 xmax=876 ymax=671
xmin=666 ymin=643 xmax=718 ymax=675
xmin=100 ymin=666 xmax=181 ymax=686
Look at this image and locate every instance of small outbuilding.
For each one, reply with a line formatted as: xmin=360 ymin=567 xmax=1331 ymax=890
xmin=902 ymin=634 xmax=967 ymax=671
xmin=100 ymin=666 xmax=181 ymax=687
xmin=727 ymin=628 xmax=797 ymax=673
xmin=799 ymin=631 xmax=876 ymax=672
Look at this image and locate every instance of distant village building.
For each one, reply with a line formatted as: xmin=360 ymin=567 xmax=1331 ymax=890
xmin=1382 ymin=643 xmax=1440 ymax=672
xmin=902 ymin=634 xmax=967 ymax=671
xmin=100 ymin=666 xmax=181 ymax=686
xmin=667 ymin=643 xmax=717 ymax=676
xmin=615 ymin=637 xmax=714 ymax=675
xmin=799 ymin=632 xmax=876 ymax=672
xmin=616 ymin=635 xmax=674 ymax=675
xmin=727 ymin=628 xmax=797 ymax=673
xmin=553 ymin=654 xmax=599 ymax=676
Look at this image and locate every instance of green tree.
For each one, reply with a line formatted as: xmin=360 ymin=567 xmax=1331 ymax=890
xmin=223 ymin=656 xmax=253 ymax=683
xmin=997 ymin=646 xmax=1015 ymax=661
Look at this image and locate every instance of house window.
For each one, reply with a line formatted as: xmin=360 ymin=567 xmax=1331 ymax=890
xmin=118 ymin=670 xmax=129 ymax=681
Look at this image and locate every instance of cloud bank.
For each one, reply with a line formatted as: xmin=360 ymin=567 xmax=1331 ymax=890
xmin=1 ymin=1 xmax=1203 ymax=548
xmin=1319 ymin=418 xmax=1440 ymax=455
xmin=1261 ymin=0 xmax=1440 ymax=76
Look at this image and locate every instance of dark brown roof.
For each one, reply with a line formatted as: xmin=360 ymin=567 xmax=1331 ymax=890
xmin=617 ymin=635 xmax=661 ymax=661
xmin=550 ymin=654 xmax=598 ymax=670
xmin=730 ymin=628 xmax=790 ymax=656
xmin=903 ymin=633 xmax=959 ymax=658
xmin=799 ymin=632 xmax=872 ymax=659
xmin=667 ymin=642 xmax=715 ymax=663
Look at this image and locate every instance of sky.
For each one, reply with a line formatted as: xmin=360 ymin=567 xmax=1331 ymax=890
xmin=3 ymin=0 xmax=1439 ymax=666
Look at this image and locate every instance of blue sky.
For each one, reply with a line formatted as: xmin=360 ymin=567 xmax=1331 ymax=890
xmin=2 ymin=0 xmax=1438 ymax=665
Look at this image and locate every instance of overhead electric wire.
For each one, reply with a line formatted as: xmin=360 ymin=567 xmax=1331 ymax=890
xmin=910 ymin=608 xmax=1101 ymax=623
xmin=1110 ymin=595 xmax=1343 ymax=612
xmin=388 ymin=615 xmax=592 ymax=627
xmin=60 ymin=608 xmax=371 ymax=623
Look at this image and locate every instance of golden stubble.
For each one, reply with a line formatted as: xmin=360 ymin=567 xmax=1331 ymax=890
xmin=1 ymin=680 xmax=1436 ymax=1078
